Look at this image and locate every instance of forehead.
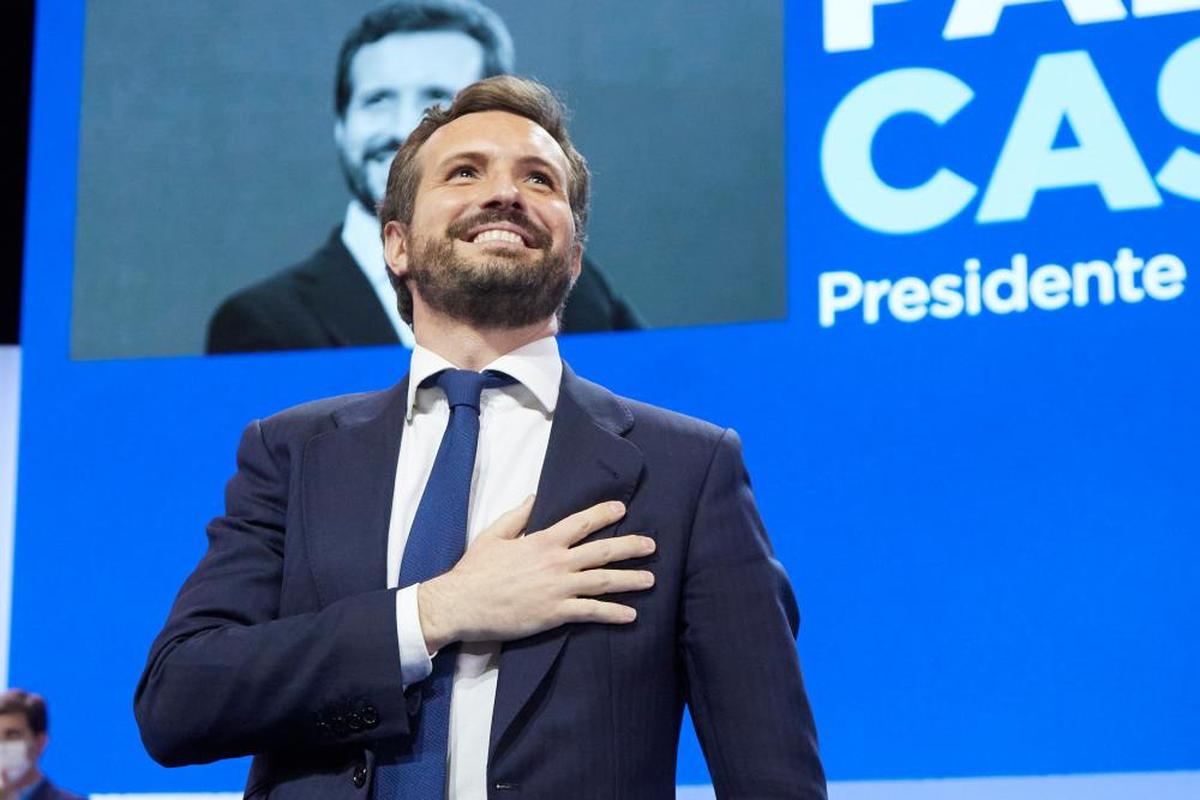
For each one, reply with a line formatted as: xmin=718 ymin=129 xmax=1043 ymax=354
xmin=419 ymin=111 xmax=570 ymax=176
xmin=0 ymin=712 xmax=30 ymax=735
xmin=350 ymin=31 xmax=485 ymax=94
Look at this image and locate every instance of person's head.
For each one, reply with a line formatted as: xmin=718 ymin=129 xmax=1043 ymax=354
xmin=0 ymin=690 xmax=47 ymax=787
xmin=379 ymin=76 xmax=590 ymax=331
xmin=334 ymin=1 xmax=515 ymax=213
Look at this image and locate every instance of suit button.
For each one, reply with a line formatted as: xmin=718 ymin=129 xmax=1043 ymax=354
xmin=361 ymin=704 xmax=379 ymax=728
xmin=352 ymin=763 xmax=368 ymax=788
xmin=345 ymin=712 xmax=364 ymax=731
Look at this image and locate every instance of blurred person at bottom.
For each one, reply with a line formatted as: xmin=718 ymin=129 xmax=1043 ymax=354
xmin=0 ymin=690 xmax=85 ymax=800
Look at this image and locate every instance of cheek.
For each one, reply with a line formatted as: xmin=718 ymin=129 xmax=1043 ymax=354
xmin=544 ymin=201 xmax=577 ymax=240
xmin=419 ymin=194 xmax=471 ymax=230
xmin=341 ymin=113 xmax=380 ymax=152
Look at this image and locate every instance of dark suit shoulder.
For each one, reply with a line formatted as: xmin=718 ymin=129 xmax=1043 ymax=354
xmin=235 ymin=385 xmax=401 ymax=482
xmin=206 ymin=248 xmax=338 ymax=354
xmin=212 ymin=233 xmax=345 ymax=310
xmin=206 ymin=230 xmax=396 ymax=354
xmin=562 ymin=258 xmax=645 ymax=333
xmin=624 ymin=395 xmax=725 ymax=441
xmin=213 ymin=263 xmax=308 ymax=320
xmin=565 ymin=367 xmax=724 ymax=442
xmin=621 ymin=396 xmax=736 ymax=483
xmin=230 ymin=231 xmax=356 ymax=299
xmin=258 ymin=384 xmax=400 ymax=440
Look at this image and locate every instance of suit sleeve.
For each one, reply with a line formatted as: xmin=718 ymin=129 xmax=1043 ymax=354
xmin=134 ymin=419 xmax=412 ymax=766
xmin=680 ymin=429 xmax=827 ymax=799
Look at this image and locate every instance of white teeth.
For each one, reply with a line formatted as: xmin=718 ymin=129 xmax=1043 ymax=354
xmin=472 ymin=229 xmax=524 ymax=245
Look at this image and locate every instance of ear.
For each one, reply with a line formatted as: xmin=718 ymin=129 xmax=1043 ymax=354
xmin=31 ymin=732 xmax=47 ymax=760
xmin=383 ymin=219 xmax=411 ymax=282
xmin=570 ymin=241 xmax=583 ymax=283
xmin=334 ymin=116 xmax=346 ymax=150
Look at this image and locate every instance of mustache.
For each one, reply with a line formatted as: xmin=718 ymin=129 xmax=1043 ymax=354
xmin=364 ymin=138 xmax=403 ymax=162
xmin=446 ymin=209 xmax=552 ymax=249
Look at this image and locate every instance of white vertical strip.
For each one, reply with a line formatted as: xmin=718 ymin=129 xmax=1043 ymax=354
xmin=680 ymin=771 xmax=1200 ymax=799
xmin=92 ymin=796 xmax=241 ymax=800
xmin=825 ymin=770 xmax=1200 ymax=799
xmin=0 ymin=345 xmax=21 ymax=689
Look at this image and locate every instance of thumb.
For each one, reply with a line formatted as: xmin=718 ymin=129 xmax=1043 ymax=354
xmin=484 ymin=494 xmax=536 ymax=540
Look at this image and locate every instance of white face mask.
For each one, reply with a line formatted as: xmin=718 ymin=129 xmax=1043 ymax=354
xmin=0 ymin=740 xmax=32 ymax=783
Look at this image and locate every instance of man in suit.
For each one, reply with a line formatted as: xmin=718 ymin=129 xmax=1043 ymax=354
xmin=0 ymin=690 xmax=85 ymax=800
xmin=138 ymin=76 xmax=824 ymax=798
xmin=206 ymin=0 xmax=641 ymax=355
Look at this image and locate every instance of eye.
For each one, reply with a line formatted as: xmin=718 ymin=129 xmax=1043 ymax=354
xmin=361 ymin=90 xmax=391 ymax=107
xmin=423 ymin=87 xmax=455 ymax=103
xmin=528 ymin=171 xmax=554 ymax=188
xmin=450 ymin=164 xmax=478 ymax=180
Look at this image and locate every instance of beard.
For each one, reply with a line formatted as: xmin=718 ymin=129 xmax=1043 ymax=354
xmin=338 ymin=138 xmax=401 ymax=214
xmin=407 ymin=210 xmax=576 ymax=330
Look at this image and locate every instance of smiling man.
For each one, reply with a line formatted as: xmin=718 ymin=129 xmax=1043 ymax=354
xmin=139 ymin=77 xmax=824 ymax=799
xmin=206 ymin=0 xmax=641 ymax=355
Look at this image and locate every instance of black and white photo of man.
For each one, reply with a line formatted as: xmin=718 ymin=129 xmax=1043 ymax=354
xmin=206 ymin=0 xmax=643 ymax=355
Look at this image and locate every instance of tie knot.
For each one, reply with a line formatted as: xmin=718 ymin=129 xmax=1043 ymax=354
xmin=429 ymin=369 xmax=515 ymax=412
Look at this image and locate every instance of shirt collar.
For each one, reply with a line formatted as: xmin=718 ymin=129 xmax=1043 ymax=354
xmin=341 ymin=200 xmax=390 ymax=288
xmin=405 ymin=336 xmax=562 ymax=422
xmin=341 ymin=201 xmax=416 ymax=347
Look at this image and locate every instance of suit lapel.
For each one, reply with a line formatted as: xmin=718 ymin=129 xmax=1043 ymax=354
xmin=489 ymin=366 xmax=644 ymax=757
xmin=301 ymin=379 xmax=408 ymax=603
xmin=297 ymin=231 xmax=400 ymax=347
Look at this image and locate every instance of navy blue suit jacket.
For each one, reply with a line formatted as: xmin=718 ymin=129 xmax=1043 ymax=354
xmin=29 ymin=778 xmax=86 ymax=800
xmin=135 ymin=366 xmax=825 ymax=799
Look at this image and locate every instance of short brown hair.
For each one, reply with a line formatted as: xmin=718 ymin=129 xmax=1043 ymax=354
xmin=334 ymin=1 xmax=515 ymax=118
xmin=0 ymin=689 xmax=47 ymax=735
xmin=378 ymin=76 xmax=590 ymax=324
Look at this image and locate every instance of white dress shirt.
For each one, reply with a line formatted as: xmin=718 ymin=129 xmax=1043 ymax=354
xmin=389 ymin=336 xmax=562 ymax=800
xmin=340 ymin=201 xmax=416 ymax=348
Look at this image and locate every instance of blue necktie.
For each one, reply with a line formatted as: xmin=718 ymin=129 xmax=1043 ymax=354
xmin=374 ymin=368 xmax=514 ymax=800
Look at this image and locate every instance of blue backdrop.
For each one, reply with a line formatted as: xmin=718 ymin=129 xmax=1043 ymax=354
xmin=12 ymin=0 xmax=1199 ymax=792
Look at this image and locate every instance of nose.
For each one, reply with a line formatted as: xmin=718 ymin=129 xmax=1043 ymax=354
xmin=481 ymin=173 xmax=524 ymax=211
xmin=394 ymin=98 xmax=424 ymax=141
xmin=378 ymin=94 xmax=425 ymax=143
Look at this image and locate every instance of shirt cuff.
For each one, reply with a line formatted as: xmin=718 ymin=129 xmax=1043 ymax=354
xmin=396 ymin=584 xmax=434 ymax=687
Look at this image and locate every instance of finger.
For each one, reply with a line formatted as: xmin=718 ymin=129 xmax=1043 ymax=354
xmin=568 ymin=535 xmax=655 ymax=570
xmin=572 ymin=569 xmax=655 ymax=597
xmin=560 ymin=598 xmax=638 ymax=625
xmin=481 ymin=495 xmax=536 ymax=541
xmin=545 ymin=501 xmax=626 ymax=546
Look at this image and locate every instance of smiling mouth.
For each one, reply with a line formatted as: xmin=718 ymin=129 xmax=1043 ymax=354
xmin=471 ymin=229 xmax=527 ymax=246
xmin=449 ymin=211 xmax=550 ymax=251
xmin=364 ymin=138 xmax=402 ymax=165
xmin=460 ymin=221 xmax=540 ymax=249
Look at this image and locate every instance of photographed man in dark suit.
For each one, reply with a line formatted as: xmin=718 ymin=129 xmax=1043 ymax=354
xmin=0 ymin=690 xmax=85 ymax=800
xmin=207 ymin=0 xmax=641 ymax=355
xmin=141 ymin=76 xmax=823 ymax=798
